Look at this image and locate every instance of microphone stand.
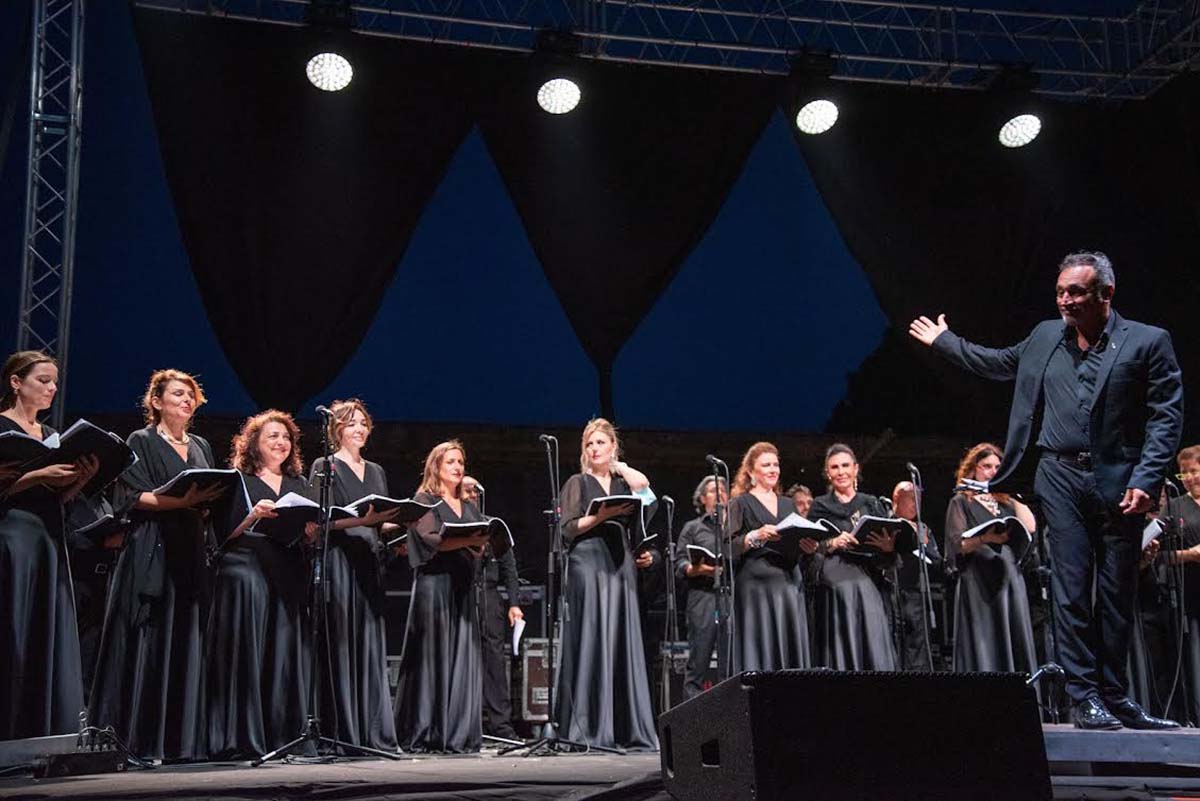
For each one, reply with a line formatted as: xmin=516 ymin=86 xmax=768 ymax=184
xmin=708 ymin=457 xmax=735 ymax=681
xmin=502 ymin=436 xmax=610 ymax=755
xmin=254 ymin=410 xmax=400 ymax=765
xmin=1022 ymin=495 xmax=1065 ymax=724
xmin=1160 ymin=483 xmax=1193 ymax=725
xmin=660 ymin=496 xmax=682 ymax=713
xmin=907 ymin=465 xmax=937 ymax=671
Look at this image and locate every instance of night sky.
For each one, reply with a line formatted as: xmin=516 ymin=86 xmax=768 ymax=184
xmin=0 ymin=2 xmax=1136 ymax=430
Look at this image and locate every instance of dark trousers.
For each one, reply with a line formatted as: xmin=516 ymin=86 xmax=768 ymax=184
xmin=1036 ymin=457 xmax=1141 ymax=705
xmin=480 ymin=582 xmax=515 ymax=737
xmin=683 ymin=588 xmax=718 ymax=699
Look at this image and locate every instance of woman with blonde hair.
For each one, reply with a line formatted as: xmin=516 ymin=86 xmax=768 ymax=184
xmin=393 ymin=440 xmax=489 ymax=753
xmin=945 ymin=442 xmax=1037 ymax=674
xmin=555 ymin=418 xmax=658 ymax=750
xmin=727 ymin=442 xmax=812 ymax=672
xmin=89 ymin=368 xmax=225 ymax=760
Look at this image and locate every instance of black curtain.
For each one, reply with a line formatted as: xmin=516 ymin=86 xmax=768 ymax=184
xmin=131 ymin=9 xmax=477 ymax=410
xmin=476 ymin=55 xmax=778 ymax=416
xmin=788 ymin=77 xmax=1200 ymax=442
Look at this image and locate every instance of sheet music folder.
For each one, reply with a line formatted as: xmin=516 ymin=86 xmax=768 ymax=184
xmin=586 ymin=494 xmax=656 ymax=551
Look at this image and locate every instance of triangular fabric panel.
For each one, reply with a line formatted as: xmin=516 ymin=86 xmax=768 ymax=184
xmin=131 ymin=10 xmax=477 ymax=410
xmin=477 ymin=56 xmax=778 ymax=415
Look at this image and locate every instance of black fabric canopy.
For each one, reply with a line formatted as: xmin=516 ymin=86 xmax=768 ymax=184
xmin=132 ymin=7 xmax=1199 ymax=436
xmin=788 ymin=77 xmax=1200 ymax=441
xmin=132 ymin=10 xmax=477 ymax=411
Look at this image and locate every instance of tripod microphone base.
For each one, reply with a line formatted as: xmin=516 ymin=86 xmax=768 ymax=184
xmin=1027 ymin=661 xmax=1067 ymax=724
xmin=251 ymin=716 xmax=402 ymax=766
xmin=498 ymin=723 xmax=624 ymax=757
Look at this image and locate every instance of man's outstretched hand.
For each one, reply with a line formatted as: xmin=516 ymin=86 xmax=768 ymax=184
xmin=909 ymin=314 xmax=949 ymax=347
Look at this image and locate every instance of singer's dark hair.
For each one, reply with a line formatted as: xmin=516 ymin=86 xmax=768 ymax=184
xmin=1058 ymin=251 xmax=1115 ymax=293
xmin=230 ymin=409 xmax=303 ymax=477
xmin=692 ymin=475 xmax=728 ymax=512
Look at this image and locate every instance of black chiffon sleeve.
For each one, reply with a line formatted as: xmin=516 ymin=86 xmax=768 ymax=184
xmin=406 ymin=491 xmax=444 ymax=568
xmin=560 ymin=474 xmax=586 ymax=543
xmin=944 ymin=494 xmax=969 ymax=575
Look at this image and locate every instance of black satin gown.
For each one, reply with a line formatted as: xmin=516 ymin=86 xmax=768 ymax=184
xmin=205 ymin=474 xmax=313 ymax=760
xmin=1167 ymin=494 xmax=1200 ymax=723
xmin=393 ymin=492 xmax=482 ymax=753
xmin=944 ymin=494 xmax=1037 ymax=675
xmin=88 ymin=426 xmax=216 ymax=761
xmin=0 ymin=417 xmax=84 ymax=740
xmin=308 ymin=456 xmax=397 ymax=752
xmin=809 ymin=492 xmax=898 ymax=670
xmin=727 ymin=492 xmax=811 ymax=673
xmin=554 ymin=473 xmax=658 ymax=751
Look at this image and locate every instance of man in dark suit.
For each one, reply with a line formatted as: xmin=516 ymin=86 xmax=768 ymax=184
xmin=910 ymin=251 xmax=1183 ymax=729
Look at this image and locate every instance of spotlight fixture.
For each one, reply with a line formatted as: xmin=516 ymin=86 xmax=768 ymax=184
xmin=998 ymin=113 xmax=1041 ymax=148
xmin=537 ymin=78 xmax=581 ymax=115
xmin=795 ymin=99 xmax=839 ymax=135
xmin=306 ymin=52 xmax=353 ymax=92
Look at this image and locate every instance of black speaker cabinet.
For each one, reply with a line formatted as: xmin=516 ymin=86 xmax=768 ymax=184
xmin=659 ymin=670 xmax=1050 ymax=801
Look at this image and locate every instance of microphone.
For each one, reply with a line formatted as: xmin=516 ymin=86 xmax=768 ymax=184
xmin=315 ymin=405 xmax=333 ymax=417
xmin=906 ymin=462 xmax=919 ymax=474
xmin=473 ymin=482 xmax=486 ymax=494
xmin=538 ymin=434 xmax=557 ymax=444
xmin=662 ymin=495 xmax=675 ymax=507
xmin=1164 ymin=477 xmax=1182 ymax=498
xmin=705 ymin=454 xmax=726 ymax=468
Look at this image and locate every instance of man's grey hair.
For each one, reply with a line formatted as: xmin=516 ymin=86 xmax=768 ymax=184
xmin=1059 ymin=250 xmax=1115 ymax=292
xmin=692 ymin=475 xmax=728 ymax=513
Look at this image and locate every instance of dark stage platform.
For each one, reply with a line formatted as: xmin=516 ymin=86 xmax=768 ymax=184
xmin=6 ymin=728 xmax=1200 ymax=801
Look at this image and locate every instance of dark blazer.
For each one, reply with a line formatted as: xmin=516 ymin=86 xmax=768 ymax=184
xmin=932 ymin=310 xmax=1183 ymax=504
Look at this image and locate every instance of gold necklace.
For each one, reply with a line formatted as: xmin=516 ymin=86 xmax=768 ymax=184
xmin=157 ymin=425 xmax=190 ymax=446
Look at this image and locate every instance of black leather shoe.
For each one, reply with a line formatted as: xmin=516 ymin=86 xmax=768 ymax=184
xmin=1072 ymin=697 xmax=1122 ymax=730
xmin=1105 ymin=698 xmax=1181 ymax=730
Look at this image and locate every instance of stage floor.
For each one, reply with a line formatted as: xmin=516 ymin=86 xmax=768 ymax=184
xmin=6 ymin=729 xmax=1200 ymax=801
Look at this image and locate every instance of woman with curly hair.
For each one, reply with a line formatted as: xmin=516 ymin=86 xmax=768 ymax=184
xmin=945 ymin=442 xmax=1038 ymax=674
xmin=89 ymin=368 xmax=225 ymax=761
xmin=205 ymin=410 xmax=317 ymax=759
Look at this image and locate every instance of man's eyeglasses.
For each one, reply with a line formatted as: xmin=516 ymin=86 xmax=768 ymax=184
xmin=1177 ymin=470 xmax=1200 ymax=481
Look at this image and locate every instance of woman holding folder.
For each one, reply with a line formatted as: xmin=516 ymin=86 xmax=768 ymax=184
xmin=555 ymin=418 xmax=658 ymax=751
xmin=89 ymin=369 xmax=225 ymax=761
xmin=944 ymin=442 xmax=1037 ymax=673
xmin=727 ymin=441 xmax=812 ymax=673
xmin=808 ymin=443 xmax=898 ymax=670
xmin=308 ymin=398 xmax=399 ymax=753
xmin=0 ymin=350 xmax=95 ymax=739
xmin=393 ymin=440 xmax=488 ymax=753
xmin=205 ymin=410 xmax=315 ymax=759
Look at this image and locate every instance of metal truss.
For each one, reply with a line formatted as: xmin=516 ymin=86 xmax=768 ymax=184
xmin=134 ymin=0 xmax=1200 ymax=99
xmin=18 ymin=0 xmax=85 ymax=427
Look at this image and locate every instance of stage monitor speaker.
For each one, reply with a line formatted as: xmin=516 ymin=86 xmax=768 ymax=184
xmin=659 ymin=669 xmax=1050 ymax=801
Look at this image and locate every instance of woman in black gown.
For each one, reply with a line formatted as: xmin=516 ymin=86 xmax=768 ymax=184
xmin=808 ymin=443 xmax=898 ymax=670
xmin=308 ymin=399 xmax=399 ymax=753
xmin=727 ymin=441 xmax=812 ymax=673
xmin=206 ymin=410 xmax=316 ymax=759
xmin=394 ymin=440 xmax=489 ymax=752
xmin=1164 ymin=445 xmax=1200 ymax=723
xmin=0 ymin=351 xmax=95 ymax=739
xmin=944 ymin=442 xmax=1038 ymax=674
xmin=556 ymin=418 xmax=658 ymax=751
xmin=89 ymin=369 xmax=225 ymax=761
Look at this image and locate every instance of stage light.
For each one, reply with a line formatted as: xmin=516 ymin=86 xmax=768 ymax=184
xmin=537 ymin=78 xmax=581 ymax=114
xmin=306 ymin=53 xmax=353 ymax=92
xmin=998 ymin=113 xmax=1041 ymax=148
xmin=795 ymin=99 xmax=839 ymax=135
